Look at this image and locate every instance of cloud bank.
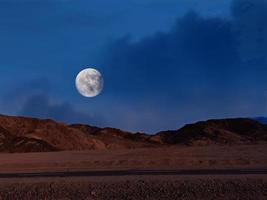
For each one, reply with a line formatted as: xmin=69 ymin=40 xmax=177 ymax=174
xmin=97 ymin=0 xmax=267 ymax=131
xmin=20 ymin=94 xmax=104 ymax=126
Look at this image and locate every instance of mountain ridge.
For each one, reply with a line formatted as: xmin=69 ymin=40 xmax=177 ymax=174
xmin=0 ymin=114 xmax=266 ymax=153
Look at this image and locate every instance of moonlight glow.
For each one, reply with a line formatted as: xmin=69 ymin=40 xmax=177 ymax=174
xmin=75 ymin=68 xmax=104 ymax=97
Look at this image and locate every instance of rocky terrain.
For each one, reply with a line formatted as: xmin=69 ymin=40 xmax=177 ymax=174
xmin=0 ymin=176 xmax=266 ymax=200
xmin=0 ymin=115 xmax=266 ymax=200
xmin=0 ymin=114 xmax=266 ymax=152
xmin=156 ymin=118 xmax=267 ymax=145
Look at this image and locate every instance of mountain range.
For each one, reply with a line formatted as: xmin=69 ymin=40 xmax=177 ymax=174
xmin=0 ymin=114 xmax=266 ymax=153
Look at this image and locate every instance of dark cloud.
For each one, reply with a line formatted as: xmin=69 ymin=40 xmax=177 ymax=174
xmin=99 ymin=0 xmax=267 ymax=131
xmin=2 ymin=79 xmax=105 ymax=127
xmin=20 ymin=94 xmax=105 ymax=126
xmin=231 ymin=0 xmax=267 ymax=64
xmin=1 ymin=78 xmax=51 ymax=114
xmin=103 ymin=11 xmax=240 ymax=97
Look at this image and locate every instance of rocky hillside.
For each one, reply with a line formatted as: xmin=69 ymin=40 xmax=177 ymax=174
xmin=155 ymin=118 xmax=267 ymax=145
xmin=0 ymin=115 xmax=155 ymax=153
xmin=0 ymin=115 xmax=266 ymax=152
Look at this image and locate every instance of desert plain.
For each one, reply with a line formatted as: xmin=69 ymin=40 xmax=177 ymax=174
xmin=0 ymin=145 xmax=266 ymax=200
xmin=0 ymin=115 xmax=266 ymax=199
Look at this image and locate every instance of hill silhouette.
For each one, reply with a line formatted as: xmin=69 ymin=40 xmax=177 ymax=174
xmin=155 ymin=118 xmax=267 ymax=145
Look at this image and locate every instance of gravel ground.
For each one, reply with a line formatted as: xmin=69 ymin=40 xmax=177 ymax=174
xmin=0 ymin=145 xmax=266 ymax=173
xmin=0 ymin=176 xmax=266 ymax=200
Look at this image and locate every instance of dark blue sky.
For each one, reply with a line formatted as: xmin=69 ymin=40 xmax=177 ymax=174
xmin=0 ymin=0 xmax=266 ymax=133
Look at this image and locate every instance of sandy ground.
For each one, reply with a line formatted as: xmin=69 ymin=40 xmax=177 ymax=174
xmin=0 ymin=175 xmax=266 ymax=200
xmin=0 ymin=145 xmax=266 ymax=173
xmin=0 ymin=145 xmax=266 ymax=199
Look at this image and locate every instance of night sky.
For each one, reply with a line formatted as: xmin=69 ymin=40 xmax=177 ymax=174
xmin=0 ymin=0 xmax=266 ymax=133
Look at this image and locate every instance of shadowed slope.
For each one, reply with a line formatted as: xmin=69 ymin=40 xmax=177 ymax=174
xmin=0 ymin=115 xmax=266 ymax=152
xmin=0 ymin=115 xmax=155 ymax=152
xmin=155 ymin=118 xmax=267 ymax=145
xmin=0 ymin=115 xmax=106 ymax=152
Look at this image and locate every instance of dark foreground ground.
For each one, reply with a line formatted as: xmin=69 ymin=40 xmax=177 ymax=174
xmin=0 ymin=175 xmax=266 ymax=200
xmin=0 ymin=145 xmax=266 ymax=173
xmin=0 ymin=145 xmax=266 ymax=199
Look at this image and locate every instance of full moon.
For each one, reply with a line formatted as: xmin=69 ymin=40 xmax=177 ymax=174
xmin=75 ymin=68 xmax=104 ymax=97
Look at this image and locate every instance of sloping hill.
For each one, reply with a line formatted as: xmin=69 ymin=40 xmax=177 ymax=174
xmin=0 ymin=115 xmax=155 ymax=152
xmin=0 ymin=126 xmax=57 ymax=152
xmin=0 ymin=115 xmax=107 ymax=152
xmin=0 ymin=115 xmax=266 ymax=152
xmin=69 ymin=124 xmax=153 ymax=149
xmin=155 ymin=118 xmax=267 ymax=145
